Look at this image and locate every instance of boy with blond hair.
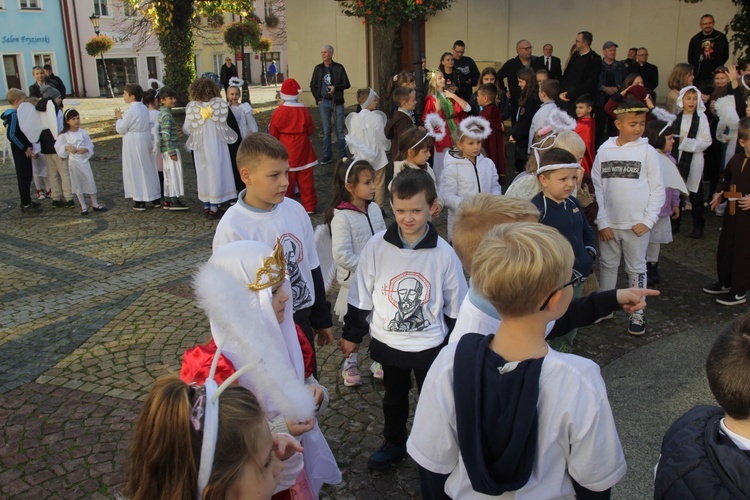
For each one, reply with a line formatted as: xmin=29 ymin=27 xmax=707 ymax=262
xmin=213 ymin=133 xmax=333 ymax=377
xmin=408 ymin=223 xmax=628 ymax=499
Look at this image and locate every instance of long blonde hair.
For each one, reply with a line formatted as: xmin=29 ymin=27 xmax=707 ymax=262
xmin=124 ymin=375 xmax=267 ymax=500
xmin=427 ymin=71 xmax=444 ymax=97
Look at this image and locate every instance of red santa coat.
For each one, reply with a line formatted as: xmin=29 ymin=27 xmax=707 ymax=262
xmin=479 ymin=104 xmax=507 ymax=186
xmin=270 ymin=102 xmax=318 ymax=171
xmin=575 ymin=116 xmax=596 ymax=174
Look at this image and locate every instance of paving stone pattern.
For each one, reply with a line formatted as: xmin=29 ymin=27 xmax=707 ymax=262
xmin=0 ymin=92 xmax=745 ymax=498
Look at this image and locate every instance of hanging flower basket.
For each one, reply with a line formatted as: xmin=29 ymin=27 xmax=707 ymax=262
xmin=257 ymin=37 xmax=272 ymax=53
xmin=223 ymin=20 xmax=261 ymax=50
xmin=207 ymin=14 xmax=224 ymax=28
xmin=85 ymin=35 xmax=114 ymax=57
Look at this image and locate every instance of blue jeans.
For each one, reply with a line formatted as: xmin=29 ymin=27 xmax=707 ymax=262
xmin=318 ymin=99 xmax=346 ymax=160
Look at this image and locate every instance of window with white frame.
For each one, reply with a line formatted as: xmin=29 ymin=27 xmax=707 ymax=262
xmin=33 ymin=53 xmax=53 ymax=68
xmin=212 ymin=54 xmax=224 ymax=75
xmin=93 ymin=0 xmax=109 ymax=16
xmin=20 ymin=0 xmax=41 ymax=9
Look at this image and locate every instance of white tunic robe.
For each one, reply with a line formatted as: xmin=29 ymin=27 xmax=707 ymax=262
xmin=54 ymin=130 xmax=97 ymax=195
xmin=116 ymin=102 xmax=161 ymax=201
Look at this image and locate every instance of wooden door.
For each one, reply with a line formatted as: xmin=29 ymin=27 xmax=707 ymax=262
xmin=3 ymin=55 xmax=21 ymax=89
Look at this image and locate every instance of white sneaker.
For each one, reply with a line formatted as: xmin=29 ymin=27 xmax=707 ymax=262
xmin=370 ymin=361 xmax=384 ymax=379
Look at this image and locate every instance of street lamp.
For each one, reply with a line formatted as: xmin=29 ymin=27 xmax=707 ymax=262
xmin=89 ymin=13 xmax=114 ymax=98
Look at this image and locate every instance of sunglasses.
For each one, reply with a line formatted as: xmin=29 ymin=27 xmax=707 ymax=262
xmin=540 ymin=269 xmax=583 ymax=311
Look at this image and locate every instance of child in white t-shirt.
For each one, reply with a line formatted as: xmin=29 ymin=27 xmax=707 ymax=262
xmin=338 ymin=168 xmax=467 ymax=472
xmin=408 ymin=223 xmax=628 ymax=499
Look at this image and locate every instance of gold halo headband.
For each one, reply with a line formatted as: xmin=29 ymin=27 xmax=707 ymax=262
xmin=613 ymin=106 xmax=650 ymax=115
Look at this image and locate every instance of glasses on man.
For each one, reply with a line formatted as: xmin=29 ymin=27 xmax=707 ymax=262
xmin=540 ymin=270 xmax=583 ymax=311
xmin=519 ymin=46 xmax=532 ymax=51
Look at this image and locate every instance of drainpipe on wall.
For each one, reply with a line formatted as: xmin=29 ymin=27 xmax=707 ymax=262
xmin=70 ymin=0 xmax=88 ymax=96
xmin=60 ymin=0 xmax=80 ymax=97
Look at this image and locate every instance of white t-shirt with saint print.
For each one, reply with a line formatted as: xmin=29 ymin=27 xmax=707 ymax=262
xmin=347 ymin=230 xmax=467 ymax=352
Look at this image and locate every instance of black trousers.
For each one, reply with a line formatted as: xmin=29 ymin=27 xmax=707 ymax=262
xmin=11 ymin=146 xmax=33 ymax=205
xmin=381 ymin=363 xmax=428 ymax=446
xmin=689 ymin=180 xmax=705 ymax=230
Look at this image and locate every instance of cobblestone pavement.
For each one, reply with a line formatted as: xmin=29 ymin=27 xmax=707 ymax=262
xmin=0 ymin=91 xmax=745 ymax=498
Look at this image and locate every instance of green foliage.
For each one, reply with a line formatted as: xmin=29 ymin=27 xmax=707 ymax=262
xmin=123 ymin=0 xmax=255 ymax=104
xmin=258 ymin=37 xmax=273 ymax=53
xmin=85 ymin=35 xmax=114 ymax=57
xmin=223 ymin=20 xmax=262 ymax=50
xmin=727 ymin=0 xmax=750 ymax=60
xmin=340 ymin=0 xmax=455 ymax=28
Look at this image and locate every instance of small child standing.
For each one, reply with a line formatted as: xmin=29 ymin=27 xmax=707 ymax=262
xmin=529 ymin=79 xmax=563 ymax=147
xmin=227 ymin=78 xmax=259 ymax=139
xmin=115 ymin=83 xmax=161 ymax=211
xmin=54 ymin=109 xmax=107 ymax=216
xmin=1 ymin=88 xmax=38 ymax=211
xmin=674 ymin=85 xmax=712 ymax=239
xmin=324 ymin=158 xmax=387 ymax=385
xmin=476 ymin=83 xmax=507 ymax=187
xmin=644 ymin=119 xmax=684 ymax=286
xmin=345 ymin=88 xmax=391 ymax=208
xmin=704 ymin=116 xmax=750 ymax=306
xmin=593 ymin=99 xmax=665 ymax=336
xmin=157 ymin=86 xmax=188 ymax=210
xmin=391 ymin=126 xmax=444 ymax=217
xmin=183 ymin=77 xmax=238 ymax=219
xmin=143 ymin=88 xmax=163 ymax=205
xmin=574 ymin=95 xmax=596 ymax=174
xmin=408 ymin=223 xmax=626 ymax=499
xmin=439 ymin=117 xmax=502 ymax=241
xmin=269 ymin=78 xmax=319 ymax=214
xmin=385 ymin=86 xmax=416 ymax=162
xmin=532 ymin=148 xmax=596 ymax=351
xmin=339 ymin=168 xmax=467 ymax=471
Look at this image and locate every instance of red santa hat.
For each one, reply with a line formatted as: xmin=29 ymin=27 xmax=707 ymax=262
xmin=280 ymin=78 xmax=302 ymax=101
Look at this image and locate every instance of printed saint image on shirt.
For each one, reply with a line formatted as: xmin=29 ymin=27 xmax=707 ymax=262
xmin=383 ymin=272 xmax=431 ymax=332
xmin=600 ymin=160 xmax=642 ymax=179
xmin=280 ymin=233 xmax=311 ymax=309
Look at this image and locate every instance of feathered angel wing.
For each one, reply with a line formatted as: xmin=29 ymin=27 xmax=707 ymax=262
xmin=659 ymin=154 xmax=688 ymax=195
xmin=184 ymin=101 xmax=205 ymax=151
xmin=314 ymin=224 xmax=336 ymax=292
xmin=209 ymin=97 xmax=238 ymax=144
xmin=715 ymin=96 xmax=740 ymax=142
xmin=17 ymin=102 xmax=43 ymax=143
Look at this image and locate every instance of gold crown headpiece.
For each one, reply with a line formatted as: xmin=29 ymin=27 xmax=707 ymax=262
xmin=246 ymin=238 xmax=287 ymax=291
xmin=613 ymin=106 xmax=650 ymax=115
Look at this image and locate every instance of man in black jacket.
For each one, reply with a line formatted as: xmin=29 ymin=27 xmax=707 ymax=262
xmin=560 ymin=31 xmax=601 ymax=117
xmin=310 ymin=44 xmax=350 ymax=164
xmin=219 ymin=57 xmax=238 ymax=98
xmin=43 ymin=64 xmax=66 ymax=98
xmin=688 ymin=14 xmax=729 ymax=86
xmin=452 ymin=40 xmax=480 ymax=101
xmin=497 ymin=39 xmax=533 ymax=126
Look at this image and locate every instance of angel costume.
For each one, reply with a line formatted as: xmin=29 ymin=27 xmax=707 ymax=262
xmin=193 ymin=240 xmax=341 ymax=496
xmin=345 ymin=108 xmax=391 ymax=206
xmin=54 ymin=129 xmax=97 ymax=195
xmin=183 ymin=97 xmax=238 ymax=205
xmin=116 ymin=101 xmax=161 ymax=202
xmin=230 ymin=101 xmax=259 ymax=139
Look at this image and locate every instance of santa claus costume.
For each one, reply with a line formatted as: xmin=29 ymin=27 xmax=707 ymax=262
xmin=269 ymin=79 xmax=319 ymax=213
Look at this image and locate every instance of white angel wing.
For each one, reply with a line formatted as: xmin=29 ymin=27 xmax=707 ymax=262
xmin=209 ymin=97 xmax=238 ymax=144
xmin=17 ymin=102 xmax=43 ymax=143
xmin=659 ymin=154 xmax=688 ymax=195
xmin=314 ymin=224 xmax=336 ymax=292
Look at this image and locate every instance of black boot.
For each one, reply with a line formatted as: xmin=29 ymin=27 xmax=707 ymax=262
xmin=646 ymin=262 xmax=660 ymax=286
xmin=688 ymin=227 xmax=704 ymax=239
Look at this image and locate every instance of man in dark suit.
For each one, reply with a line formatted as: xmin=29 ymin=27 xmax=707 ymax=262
xmin=560 ymin=31 xmax=602 ymax=117
xmin=498 ymin=39 xmax=533 ymax=125
xmin=631 ymin=47 xmax=659 ymax=100
xmin=532 ymin=44 xmax=562 ymax=80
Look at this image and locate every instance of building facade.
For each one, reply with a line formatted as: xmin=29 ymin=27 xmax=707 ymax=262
xmin=286 ymin=0 xmax=739 ymax=106
xmin=0 ymin=0 xmax=73 ymax=99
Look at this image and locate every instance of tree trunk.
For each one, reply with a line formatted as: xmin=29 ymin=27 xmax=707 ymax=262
xmin=158 ymin=0 xmax=196 ymax=105
xmin=372 ymin=24 xmax=403 ymax=114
